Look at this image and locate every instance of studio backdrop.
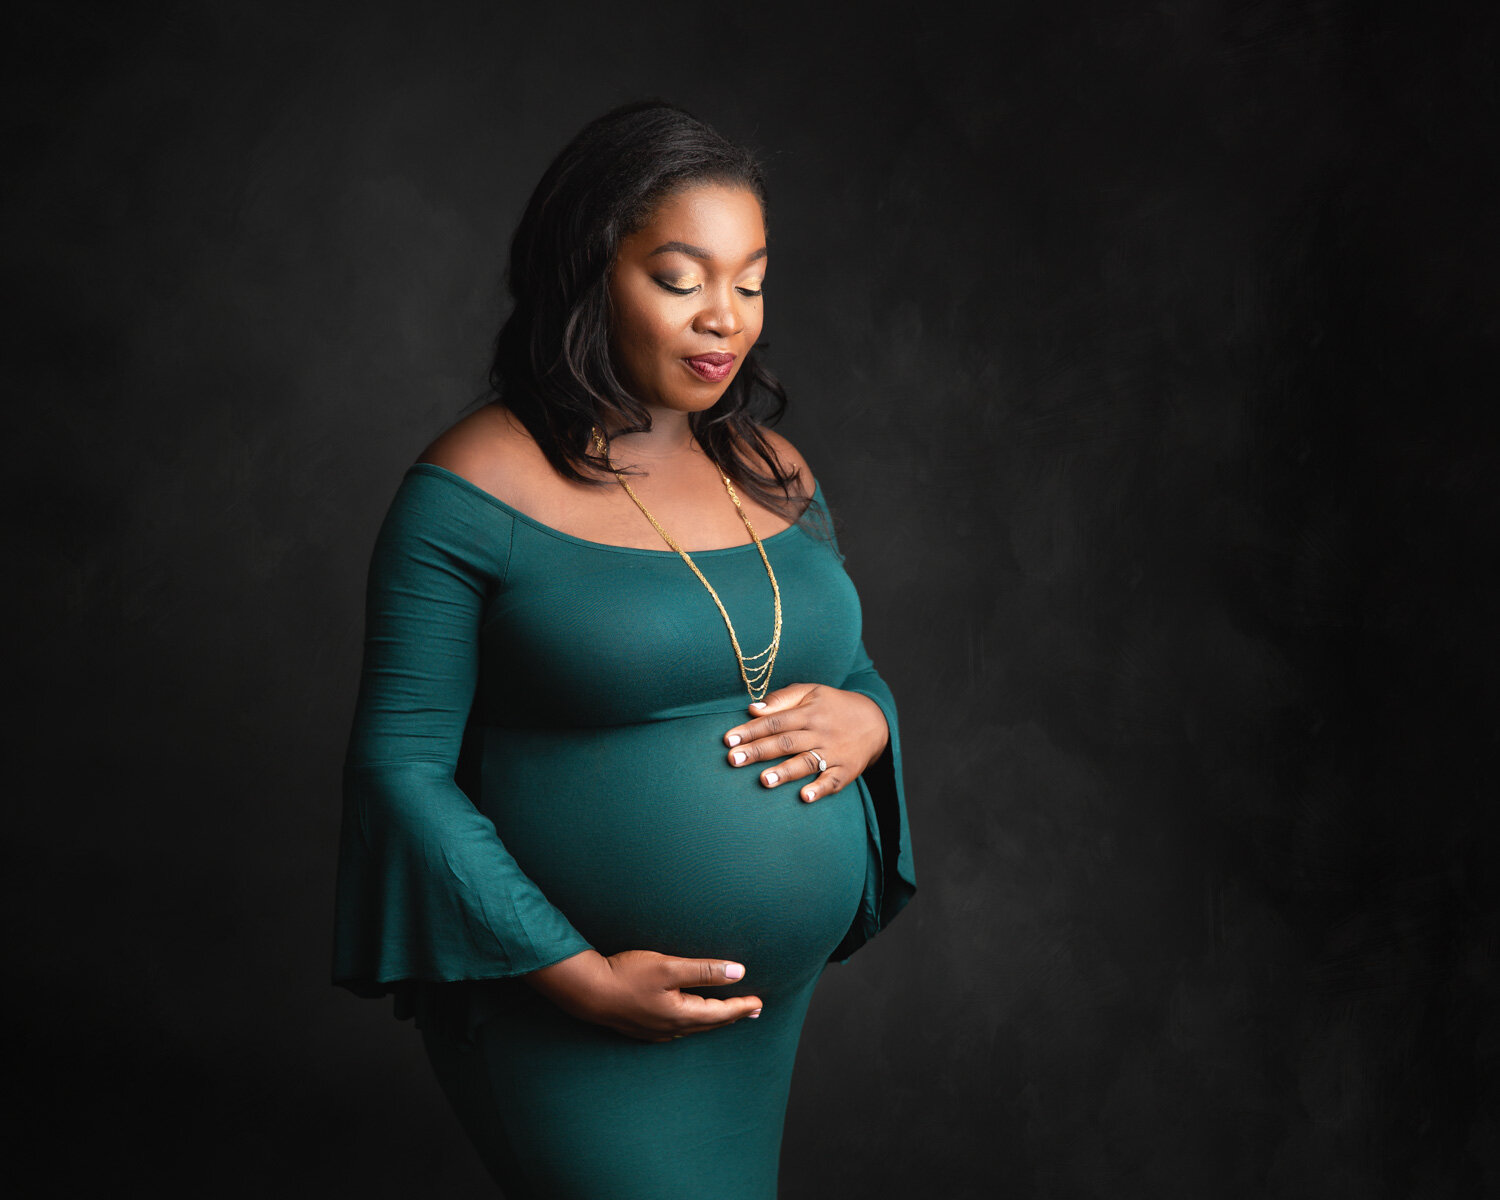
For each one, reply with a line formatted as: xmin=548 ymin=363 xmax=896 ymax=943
xmin=7 ymin=2 xmax=1496 ymax=1197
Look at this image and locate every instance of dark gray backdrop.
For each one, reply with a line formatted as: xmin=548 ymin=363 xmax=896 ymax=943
xmin=8 ymin=2 xmax=1496 ymax=1196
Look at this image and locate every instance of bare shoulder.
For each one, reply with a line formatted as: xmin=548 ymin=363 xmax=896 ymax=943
xmin=757 ymin=427 xmax=817 ymax=501
xmin=415 ymin=403 xmax=552 ymax=508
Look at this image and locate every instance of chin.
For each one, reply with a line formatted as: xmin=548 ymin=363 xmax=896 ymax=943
xmin=659 ymin=384 xmax=733 ymax=414
xmin=678 ymin=395 xmax=729 ymax=416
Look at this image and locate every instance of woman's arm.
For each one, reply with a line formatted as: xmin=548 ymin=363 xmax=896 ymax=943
xmin=332 ymin=469 xmax=594 ymax=989
xmin=718 ymin=432 xmax=918 ymax=959
xmin=334 ymin=463 xmax=763 ymax=1038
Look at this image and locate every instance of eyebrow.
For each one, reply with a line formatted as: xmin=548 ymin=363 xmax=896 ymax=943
xmin=646 ymin=241 xmax=768 ymax=264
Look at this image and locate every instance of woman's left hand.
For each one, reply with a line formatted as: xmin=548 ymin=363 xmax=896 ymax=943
xmin=723 ymin=683 xmax=889 ymax=803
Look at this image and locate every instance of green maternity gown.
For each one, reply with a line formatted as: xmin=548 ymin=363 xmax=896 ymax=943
xmin=332 ymin=461 xmax=916 ymax=1199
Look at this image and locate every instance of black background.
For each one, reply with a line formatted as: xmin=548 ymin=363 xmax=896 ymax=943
xmin=7 ymin=2 xmax=1497 ymax=1196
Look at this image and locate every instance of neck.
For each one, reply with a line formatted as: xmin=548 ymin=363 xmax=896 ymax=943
xmin=600 ymin=406 xmax=699 ymax=463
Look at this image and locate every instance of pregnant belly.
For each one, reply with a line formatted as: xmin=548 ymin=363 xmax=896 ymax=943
xmin=479 ymin=712 xmax=868 ymax=996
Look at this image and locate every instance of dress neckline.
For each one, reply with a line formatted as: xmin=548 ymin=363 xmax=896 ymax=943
xmin=406 ymin=462 xmax=817 ymax=559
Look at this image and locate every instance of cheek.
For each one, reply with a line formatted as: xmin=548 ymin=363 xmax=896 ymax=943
xmin=614 ymin=294 xmax=679 ymax=365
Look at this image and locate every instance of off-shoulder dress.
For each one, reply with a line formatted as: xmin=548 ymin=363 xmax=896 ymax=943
xmin=333 ymin=462 xmax=916 ymax=1199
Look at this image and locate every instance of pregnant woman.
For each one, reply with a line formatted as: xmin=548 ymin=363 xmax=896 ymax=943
xmin=332 ymin=99 xmax=916 ymax=1198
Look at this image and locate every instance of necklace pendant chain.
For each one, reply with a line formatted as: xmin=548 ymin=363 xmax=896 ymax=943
xmin=591 ymin=428 xmax=783 ymax=702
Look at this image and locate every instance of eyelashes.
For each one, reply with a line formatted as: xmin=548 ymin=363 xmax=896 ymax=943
xmin=654 ymin=279 xmax=764 ymax=298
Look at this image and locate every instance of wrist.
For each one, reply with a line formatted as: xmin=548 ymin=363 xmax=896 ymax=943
xmin=848 ymin=690 xmax=889 ymax=770
xmin=523 ymin=948 xmax=613 ymax=1021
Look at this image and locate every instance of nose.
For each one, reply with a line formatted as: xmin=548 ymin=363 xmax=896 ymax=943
xmin=692 ymin=284 xmax=744 ymax=338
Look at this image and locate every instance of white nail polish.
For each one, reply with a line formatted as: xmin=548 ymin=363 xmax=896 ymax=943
xmin=726 ymin=734 xmax=741 ymax=747
xmin=731 ymin=751 xmax=746 ymax=765
xmin=765 ymin=772 xmax=779 ymax=786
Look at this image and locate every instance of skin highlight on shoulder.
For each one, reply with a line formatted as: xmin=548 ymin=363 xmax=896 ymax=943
xmin=416 ymin=404 xmax=557 ymax=514
xmin=756 ymin=427 xmax=816 ymax=504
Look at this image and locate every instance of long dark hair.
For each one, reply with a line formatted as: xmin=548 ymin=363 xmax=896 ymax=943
xmin=487 ymin=99 xmax=807 ymax=520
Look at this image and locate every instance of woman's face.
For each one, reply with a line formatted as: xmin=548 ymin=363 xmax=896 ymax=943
xmin=607 ymin=182 xmax=767 ymax=416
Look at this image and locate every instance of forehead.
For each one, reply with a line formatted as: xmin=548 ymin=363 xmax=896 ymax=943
xmin=624 ymin=183 xmax=766 ymax=256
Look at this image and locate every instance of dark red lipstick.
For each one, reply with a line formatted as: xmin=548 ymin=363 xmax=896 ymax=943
xmin=683 ymin=352 xmax=735 ymax=383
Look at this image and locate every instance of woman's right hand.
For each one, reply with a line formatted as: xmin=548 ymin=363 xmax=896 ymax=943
xmin=523 ymin=949 xmax=763 ymax=1043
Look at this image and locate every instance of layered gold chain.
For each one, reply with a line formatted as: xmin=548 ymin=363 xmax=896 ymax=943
xmin=591 ymin=428 xmax=782 ymax=700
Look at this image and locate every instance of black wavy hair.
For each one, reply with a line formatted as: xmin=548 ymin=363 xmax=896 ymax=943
xmin=486 ymin=98 xmax=809 ymax=520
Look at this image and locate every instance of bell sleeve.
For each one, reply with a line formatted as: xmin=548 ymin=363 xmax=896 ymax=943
xmin=818 ymin=490 xmax=918 ymax=963
xmin=332 ymin=468 xmax=594 ymax=1000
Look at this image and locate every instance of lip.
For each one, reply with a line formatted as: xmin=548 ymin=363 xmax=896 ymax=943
xmin=683 ymin=353 xmax=736 ymax=383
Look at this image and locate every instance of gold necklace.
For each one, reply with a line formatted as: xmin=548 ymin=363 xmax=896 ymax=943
xmin=591 ymin=428 xmax=782 ymax=701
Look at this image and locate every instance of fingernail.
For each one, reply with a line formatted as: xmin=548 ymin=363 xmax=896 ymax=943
xmin=731 ymin=750 xmax=746 ymax=765
xmin=802 ymin=788 xmax=815 ymax=802
xmin=724 ymin=962 xmax=745 ymax=981
xmin=764 ymin=771 xmax=779 ymax=786
xmin=726 ymin=734 xmax=741 ymax=747
xmin=748 ymin=1008 xmax=762 ymax=1018
xmin=749 ymin=702 xmax=766 ymax=711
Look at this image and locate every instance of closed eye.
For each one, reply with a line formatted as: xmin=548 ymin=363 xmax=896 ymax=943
xmin=654 ymin=280 xmax=764 ymax=298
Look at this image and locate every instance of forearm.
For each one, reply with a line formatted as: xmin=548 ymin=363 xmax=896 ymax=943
xmin=337 ymin=759 xmax=594 ymax=986
xmin=522 ymin=948 xmax=614 ymax=1021
xmin=838 ymin=686 xmax=889 ymax=773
